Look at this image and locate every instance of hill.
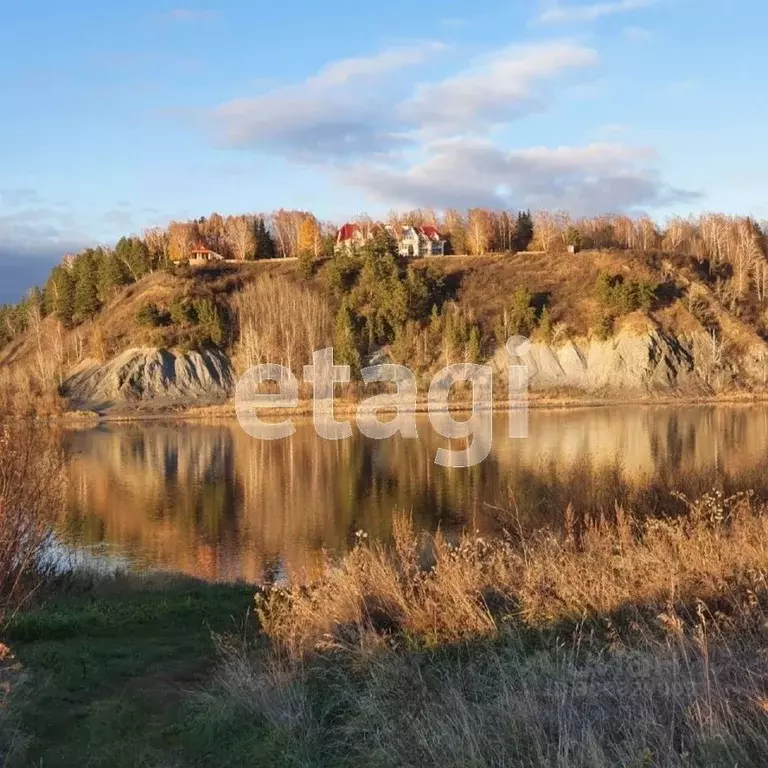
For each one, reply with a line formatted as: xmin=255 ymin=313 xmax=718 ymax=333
xmin=2 ymin=246 xmax=768 ymax=414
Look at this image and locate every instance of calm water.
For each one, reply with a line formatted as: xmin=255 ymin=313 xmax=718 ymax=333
xmin=61 ymin=406 xmax=768 ymax=583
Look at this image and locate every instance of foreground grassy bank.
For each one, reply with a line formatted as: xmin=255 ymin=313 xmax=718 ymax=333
xmin=0 ymin=577 xmax=271 ymax=767
xmin=4 ymin=492 xmax=768 ymax=766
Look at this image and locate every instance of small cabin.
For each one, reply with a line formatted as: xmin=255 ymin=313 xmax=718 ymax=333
xmin=188 ymin=243 xmax=225 ymax=263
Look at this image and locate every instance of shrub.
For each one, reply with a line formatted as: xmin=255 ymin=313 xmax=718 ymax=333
xmin=192 ymin=298 xmax=226 ymax=347
xmin=594 ymin=272 xmax=659 ymax=327
xmin=495 ymin=287 xmax=537 ymax=344
xmin=169 ymin=297 xmax=196 ymax=326
xmin=0 ymin=415 xmax=65 ymax=629
xmin=135 ymin=302 xmax=162 ymax=327
xmin=298 ymin=251 xmax=315 ymax=279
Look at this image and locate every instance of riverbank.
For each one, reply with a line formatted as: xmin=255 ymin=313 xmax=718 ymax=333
xmin=4 ymin=492 xmax=768 ymax=766
xmin=62 ymin=388 xmax=768 ymax=424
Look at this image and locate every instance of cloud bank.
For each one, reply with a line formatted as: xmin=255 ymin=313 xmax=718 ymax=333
xmin=210 ymin=38 xmax=697 ymax=215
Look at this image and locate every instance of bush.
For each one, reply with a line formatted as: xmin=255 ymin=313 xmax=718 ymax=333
xmin=0 ymin=415 xmax=65 ymax=629
xmin=135 ymin=302 xmax=163 ymax=327
xmin=192 ymin=297 xmax=226 ymax=347
xmin=594 ymin=272 xmax=658 ymax=326
xmin=169 ymin=297 xmax=196 ymax=326
xmin=298 ymin=251 xmax=315 ymax=279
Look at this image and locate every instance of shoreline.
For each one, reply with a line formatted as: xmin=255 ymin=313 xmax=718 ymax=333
xmin=61 ymin=389 xmax=768 ymax=425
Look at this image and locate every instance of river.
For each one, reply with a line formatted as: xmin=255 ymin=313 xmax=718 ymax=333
xmin=60 ymin=405 xmax=768 ymax=583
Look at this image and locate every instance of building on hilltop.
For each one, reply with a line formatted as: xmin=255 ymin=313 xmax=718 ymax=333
xmin=187 ymin=243 xmax=225 ymax=264
xmin=335 ymin=222 xmax=447 ymax=257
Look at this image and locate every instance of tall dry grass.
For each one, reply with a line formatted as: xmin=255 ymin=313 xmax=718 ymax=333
xmin=257 ymin=491 xmax=768 ymax=655
xmin=210 ymin=492 xmax=768 ymax=767
xmin=0 ymin=410 xmax=65 ymax=628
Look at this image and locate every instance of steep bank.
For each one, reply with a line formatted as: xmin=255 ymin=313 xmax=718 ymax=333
xmin=498 ymin=323 xmax=766 ymax=396
xmin=63 ymin=347 xmax=234 ymax=412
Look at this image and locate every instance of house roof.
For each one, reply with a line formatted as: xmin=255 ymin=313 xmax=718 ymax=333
xmin=190 ymin=242 xmax=213 ymax=253
xmin=420 ymin=225 xmax=440 ymax=239
xmin=337 ymin=223 xmax=359 ymax=242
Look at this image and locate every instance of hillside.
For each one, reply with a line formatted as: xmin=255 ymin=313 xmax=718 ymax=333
xmin=3 ymin=247 xmax=768 ymax=414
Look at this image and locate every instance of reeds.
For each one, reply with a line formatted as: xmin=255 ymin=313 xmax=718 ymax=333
xmin=212 ymin=492 xmax=768 ymax=767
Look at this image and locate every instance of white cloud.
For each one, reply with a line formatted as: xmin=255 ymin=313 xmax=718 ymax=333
xmin=540 ymin=0 xmax=657 ymax=24
xmin=206 ymin=37 xmax=694 ymax=217
xmin=212 ymin=43 xmax=444 ymax=159
xmin=400 ymin=42 xmax=597 ymax=134
xmin=310 ymin=44 xmax=445 ymax=88
xmin=343 ymin=139 xmax=700 ymax=215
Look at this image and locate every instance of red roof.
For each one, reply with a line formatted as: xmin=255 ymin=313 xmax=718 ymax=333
xmin=190 ymin=242 xmax=212 ymax=253
xmin=337 ymin=223 xmax=359 ymax=242
xmin=421 ymin=225 xmax=440 ymax=239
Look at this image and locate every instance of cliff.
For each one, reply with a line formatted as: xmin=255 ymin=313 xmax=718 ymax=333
xmin=63 ymin=348 xmax=234 ymax=412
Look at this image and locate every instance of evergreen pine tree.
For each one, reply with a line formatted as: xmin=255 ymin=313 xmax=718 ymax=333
xmin=74 ymin=252 xmax=101 ymax=322
xmin=49 ymin=266 xmax=75 ymax=328
xmin=334 ymin=300 xmax=361 ymax=378
xmin=513 ymin=210 xmax=534 ymax=252
xmin=254 ymin=218 xmax=276 ymax=260
xmin=467 ymin=326 xmax=481 ymax=363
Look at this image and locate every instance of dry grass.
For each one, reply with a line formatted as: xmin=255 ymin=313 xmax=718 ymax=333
xmin=0 ymin=410 xmax=66 ymax=629
xmin=210 ymin=493 xmax=768 ymax=767
xmin=258 ymin=491 xmax=768 ymax=654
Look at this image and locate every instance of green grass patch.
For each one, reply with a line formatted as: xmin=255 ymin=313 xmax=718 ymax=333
xmin=3 ymin=578 xmax=289 ymax=767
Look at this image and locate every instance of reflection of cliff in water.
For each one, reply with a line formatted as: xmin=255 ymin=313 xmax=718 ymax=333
xmin=63 ymin=406 xmax=768 ymax=583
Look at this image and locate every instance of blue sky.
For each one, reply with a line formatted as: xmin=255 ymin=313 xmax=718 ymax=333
xmin=1 ymin=0 xmax=767 ymax=301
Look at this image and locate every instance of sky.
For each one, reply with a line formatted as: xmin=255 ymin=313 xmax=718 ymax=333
xmin=1 ymin=0 xmax=767 ymax=303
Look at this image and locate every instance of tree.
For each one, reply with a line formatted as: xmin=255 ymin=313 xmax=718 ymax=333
xmin=467 ymin=209 xmax=492 ymax=255
xmin=100 ymin=248 xmax=132 ymax=299
xmin=513 ymin=211 xmax=534 ymax=252
xmin=298 ymin=215 xmax=321 ymax=257
xmin=253 ymin=217 xmax=276 ymax=260
xmin=565 ymin=225 xmax=582 ymax=250
xmin=444 ymin=209 xmax=468 ymax=255
xmin=73 ymin=252 xmax=101 ymax=322
xmin=144 ymin=227 xmax=171 ymax=269
xmin=334 ymin=300 xmax=361 ymax=378
xmin=168 ymin=221 xmax=195 ymax=263
xmin=114 ymin=237 xmax=150 ymax=282
xmin=466 ymin=326 xmax=481 ymax=363
xmin=225 ymin=215 xmax=255 ymax=261
xmin=47 ymin=266 xmax=75 ymax=328
xmin=192 ymin=298 xmax=225 ymax=346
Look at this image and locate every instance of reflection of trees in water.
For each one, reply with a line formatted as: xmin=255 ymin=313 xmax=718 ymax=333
xmin=63 ymin=406 xmax=768 ymax=583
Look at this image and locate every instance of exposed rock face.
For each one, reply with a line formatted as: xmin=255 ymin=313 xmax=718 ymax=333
xmin=494 ymin=328 xmax=760 ymax=396
xmin=63 ymin=348 xmax=234 ymax=411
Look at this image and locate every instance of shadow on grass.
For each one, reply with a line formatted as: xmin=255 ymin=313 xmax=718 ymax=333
xmin=2 ymin=574 xmax=292 ymax=768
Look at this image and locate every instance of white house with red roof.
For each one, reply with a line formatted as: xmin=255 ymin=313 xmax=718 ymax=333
xmin=385 ymin=225 xmax=446 ymax=257
xmin=335 ymin=222 xmax=446 ymax=257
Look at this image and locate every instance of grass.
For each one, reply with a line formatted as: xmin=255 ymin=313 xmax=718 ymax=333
xmin=1 ymin=576 xmax=279 ymax=768
xmin=6 ymin=491 xmax=768 ymax=766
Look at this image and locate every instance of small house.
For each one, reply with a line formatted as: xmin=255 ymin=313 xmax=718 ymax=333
xmin=188 ymin=243 xmax=225 ymax=264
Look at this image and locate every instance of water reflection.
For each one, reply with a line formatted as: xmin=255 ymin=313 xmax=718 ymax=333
xmin=62 ymin=406 xmax=768 ymax=583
